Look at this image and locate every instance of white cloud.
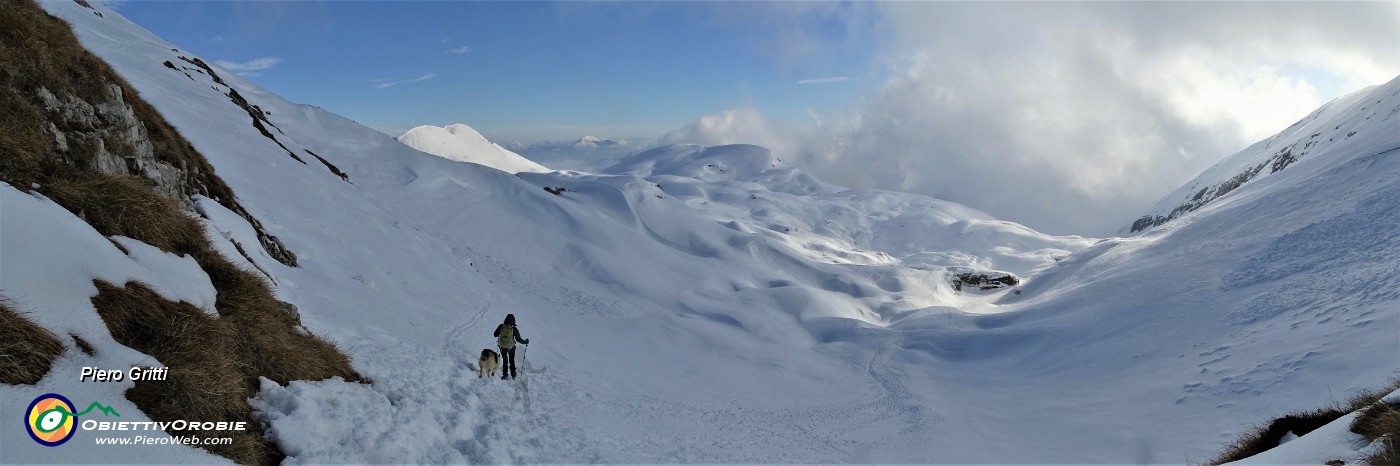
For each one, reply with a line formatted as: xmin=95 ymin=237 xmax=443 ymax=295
xmin=658 ymin=107 xmax=797 ymax=158
xmin=376 ymin=73 xmax=436 ymax=89
xmin=446 ymin=45 xmax=472 ymax=54
xmin=682 ymin=2 xmax=1399 ymax=237
xmin=832 ymin=1 xmax=1400 ymax=236
xmin=797 ymin=76 xmax=849 ymax=85
xmin=214 ymin=57 xmax=283 ymax=72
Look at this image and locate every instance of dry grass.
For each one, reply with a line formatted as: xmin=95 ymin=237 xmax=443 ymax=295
xmin=77 ymin=183 xmax=362 ymax=466
xmin=70 ymin=333 xmax=95 ymax=355
xmin=1 ymin=1 xmax=361 ymax=463
xmin=0 ymin=299 xmax=66 ymax=385
xmin=1207 ymin=376 xmax=1400 ymax=465
xmin=92 ymin=277 xmax=362 ymax=465
xmin=92 ymin=280 xmax=269 ymax=464
xmin=1351 ymin=377 xmax=1400 ymax=465
xmin=1208 ymin=407 xmax=1346 ymax=464
xmin=43 ymin=173 xmax=207 ymax=255
xmin=196 ymin=258 xmax=362 ymax=385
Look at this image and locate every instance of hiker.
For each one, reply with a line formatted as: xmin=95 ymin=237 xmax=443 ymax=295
xmin=493 ymin=314 xmax=529 ymax=380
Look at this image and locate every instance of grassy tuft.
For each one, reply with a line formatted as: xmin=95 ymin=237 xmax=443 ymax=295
xmin=43 ymin=173 xmax=207 ymax=255
xmin=91 ymin=280 xmax=268 ymax=464
xmin=0 ymin=299 xmax=66 ymax=385
xmin=1351 ymin=377 xmax=1400 ymax=465
xmin=70 ymin=333 xmax=95 ymax=355
xmin=1208 ymin=408 xmax=1345 ymax=464
xmin=1208 ymin=375 xmax=1400 ymax=465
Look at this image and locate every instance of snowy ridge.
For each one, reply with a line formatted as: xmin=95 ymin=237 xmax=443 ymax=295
xmin=4 ymin=1 xmax=1397 ymax=463
xmin=397 ymin=123 xmax=550 ymax=174
xmin=1131 ymin=76 xmax=1400 ymax=233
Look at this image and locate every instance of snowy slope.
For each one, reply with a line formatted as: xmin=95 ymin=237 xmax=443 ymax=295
xmin=397 ymin=123 xmax=550 ymax=174
xmin=5 ymin=1 xmax=1398 ymax=464
xmin=1130 ymin=75 xmax=1400 ymax=233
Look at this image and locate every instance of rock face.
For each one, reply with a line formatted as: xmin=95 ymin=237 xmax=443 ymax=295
xmin=33 ymin=81 xmax=298 ymax=267
xmin=38 ymin=83 xmax=195 ymax=207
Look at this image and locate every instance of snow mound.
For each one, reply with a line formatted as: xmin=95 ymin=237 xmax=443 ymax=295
xmin=584 ymin=143 xmax=1089 ymax=275
xmin=398 ymin=123 xmax=550 ymax=174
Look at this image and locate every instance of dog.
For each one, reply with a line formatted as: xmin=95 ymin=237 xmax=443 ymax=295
xmin=477 ymin=348 xmax=500 ymax=379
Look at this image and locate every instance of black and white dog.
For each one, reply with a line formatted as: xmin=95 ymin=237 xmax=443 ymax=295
xmin=477 ymin=348 xmax=500 ymax=378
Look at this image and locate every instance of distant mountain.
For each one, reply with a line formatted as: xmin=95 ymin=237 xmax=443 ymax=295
xmin=570 ymin=135 xmax=628 ymax=149
xmin=507 ymin=136 xmax=654 ymax=172
xmin=397 ymin=123 xmax=550 ymax=173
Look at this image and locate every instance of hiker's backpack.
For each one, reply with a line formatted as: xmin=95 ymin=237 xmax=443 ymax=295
xmin=498 ymin=325 xmax=516 ymax=349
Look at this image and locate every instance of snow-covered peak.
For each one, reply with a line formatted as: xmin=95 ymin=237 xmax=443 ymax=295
xmin=570 ymin=135 xmax=627 ymax=149
xmin=397 ymin=123 xmax=550 ymax=173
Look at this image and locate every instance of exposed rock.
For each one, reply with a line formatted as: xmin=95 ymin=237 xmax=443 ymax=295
xmin=176 ymin=56 xmax=309 ymax=165
xmin=277 ymin=300 xmax=301 ymax=325
xmin=34 ymin=82 xmax=298 ymax=267
xmin=44 ymin=121 xmax=68 ymax=152
xmin=304 ymin=149 xmax=349 ymax=182
xmin=953 ymin=271 xmax=1020 ymax=291
xmin=1130 ymin=144 xmax=1300 ymax=233
xmin=38 ymin=84 xmax=192 ymax=206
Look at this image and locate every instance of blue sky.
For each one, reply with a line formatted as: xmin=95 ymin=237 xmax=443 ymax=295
xmin=114 ymin=1 xmax=1397 ymax=236
xmin=118 ymin=1 xmax=884 ymax=142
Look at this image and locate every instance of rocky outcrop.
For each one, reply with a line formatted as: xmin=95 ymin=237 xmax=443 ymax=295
xmin=34 ymin=81 xmax=298 ymax=267
xmin=163 ymin=55 xmax=352 ymax=183
xmin=1129 ymin=145 xmax=1300 ymax=233
xmin=37 ymin=83 xmax=194 ymax=205
xmin=953 ymin=271 xmax=1020 ymax=291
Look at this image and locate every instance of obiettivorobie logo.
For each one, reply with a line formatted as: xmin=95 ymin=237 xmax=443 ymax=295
xmin=23 ymin=392 xmax=249 ymax=448
xmin=24 ymin=393 xmax=121 ymax=447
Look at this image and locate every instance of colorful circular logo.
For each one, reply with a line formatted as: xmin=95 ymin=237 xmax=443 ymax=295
xmin=26 ymin=393 xmax=77 ymax=447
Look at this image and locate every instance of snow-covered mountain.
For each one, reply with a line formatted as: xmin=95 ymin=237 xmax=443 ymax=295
xmin=1130 ymin=76 xmax=1400 ymax=233
xmin=396 ymin=123 xmax=550 ymax=173
xmin=4 ymin=1 xmax=1397 ymax=464
xmin=570 ymin=135 xmax=628 ymax=149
